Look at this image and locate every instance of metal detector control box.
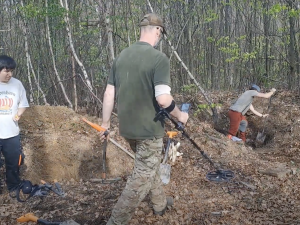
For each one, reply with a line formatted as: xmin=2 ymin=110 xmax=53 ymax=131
xmin=181 ymin=103 xmax=191 ymax=113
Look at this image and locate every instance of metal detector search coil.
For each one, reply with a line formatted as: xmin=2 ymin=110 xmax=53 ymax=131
xmin=206 ymin=170 xmax=235 ymax=182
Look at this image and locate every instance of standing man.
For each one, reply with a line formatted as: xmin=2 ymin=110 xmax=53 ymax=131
xmin=0 ymin=55 xmax=29 ymax=195
xmin=227 ymin=84 xmax=276 ymax=142
xmin=100 ymin=13 xmax=189 ymax=224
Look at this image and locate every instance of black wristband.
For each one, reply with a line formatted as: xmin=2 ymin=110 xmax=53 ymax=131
xmin=164 ymin=100 xmax=176 ymax=113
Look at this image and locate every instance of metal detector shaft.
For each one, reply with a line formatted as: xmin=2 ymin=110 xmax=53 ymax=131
xmin=164 ymin=113 xmax=218 ymax=169
xmin=154 ymin=107 xmax=234 ymax=182
xmin=181 ymin=130 xmax=218 ymax=168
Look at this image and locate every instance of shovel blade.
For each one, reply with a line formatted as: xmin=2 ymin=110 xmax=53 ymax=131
xmin=160 ymin=163 xmax=171 ymax=185
xmin=256 ymin=131 xmax=266 ymax=144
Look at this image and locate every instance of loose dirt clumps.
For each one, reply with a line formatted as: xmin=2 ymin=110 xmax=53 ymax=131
xmin=1 ymin=91 xmax=300 ymax=225
xmin=19 ymin=105 xmax=134 ymax=183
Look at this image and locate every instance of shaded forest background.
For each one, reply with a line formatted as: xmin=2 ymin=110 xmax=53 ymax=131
xmin=0 ymin=0 xmax=300 ymax=114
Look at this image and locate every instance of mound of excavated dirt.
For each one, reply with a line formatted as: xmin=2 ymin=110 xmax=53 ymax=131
xmin=19 ymin=105 xmax=134 ymax=183
xmin=1 ymin=91 xmax=300 ymax=225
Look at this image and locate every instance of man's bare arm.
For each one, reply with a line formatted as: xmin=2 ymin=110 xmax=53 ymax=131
xmin=101 ymin=84 xmax=115 ymax=129
xmin=249 ymin=104 xmax=268 ymax=118
xmin=156 ymin=94 xmax=188 ymax=124
xmin=256 ymin=88 xmax=276 ymax=98
xmin=13 ymin=107 xmax=27 ymax=121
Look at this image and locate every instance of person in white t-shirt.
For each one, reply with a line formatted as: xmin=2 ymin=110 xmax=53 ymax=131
xmin=0 ymin=55 xmax=29 ymax=195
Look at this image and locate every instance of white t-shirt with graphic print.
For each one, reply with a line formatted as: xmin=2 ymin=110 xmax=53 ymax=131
xmin=0 ymin=77 xmax=29 ymax=139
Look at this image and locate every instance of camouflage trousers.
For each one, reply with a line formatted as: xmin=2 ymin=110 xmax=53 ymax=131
xmin=106 ymin=137 xmax=167 ymax=225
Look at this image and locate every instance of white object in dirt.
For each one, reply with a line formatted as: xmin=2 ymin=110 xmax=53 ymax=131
xmin=176 ymin=151 xmax=183 ymax=156
xmin=231 ymin=136 xmax=242 ymax=142
xmin=168 ymin=142 xmax=181 ymax=163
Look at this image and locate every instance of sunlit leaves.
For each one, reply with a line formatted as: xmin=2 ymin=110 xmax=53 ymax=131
xmin=288 ymin=8 xmax=300 ymax=17
xmin=204 ymin=10 xmax=219 ymax=23
xmin=267 ymin=3 xmax=300 ymax=18
xmin=267 ymin=3 xmax=286 ymax=16
xmin=19 ymin=2 xmax=66 ymax=19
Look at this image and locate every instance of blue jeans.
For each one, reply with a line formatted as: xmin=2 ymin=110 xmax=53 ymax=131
xmin=0 ymin=135 xmax=23 ymax=191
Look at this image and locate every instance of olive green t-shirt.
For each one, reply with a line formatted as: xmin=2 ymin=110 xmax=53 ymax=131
xmin=108 ymin=41 xmax=170 ymax=139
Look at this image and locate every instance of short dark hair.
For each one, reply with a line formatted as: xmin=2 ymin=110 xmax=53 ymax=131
xmin=0 ymin=55 xmax=16 ymax=71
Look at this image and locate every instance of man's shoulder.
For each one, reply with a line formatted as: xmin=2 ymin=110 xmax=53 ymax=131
xmin=128 ymin=42 xmax=168 ymax=57
xmin=243 ymin=90 xmax=258 ymax=96
xmin=9 ymin=77 xmax=23 ymax=85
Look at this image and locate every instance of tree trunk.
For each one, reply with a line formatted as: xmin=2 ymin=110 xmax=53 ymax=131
xmin=286 ymin=0 xmax=299 ymax=89
xmin=263 ymin=0 xmax=270 ymax=86
xmin=46 ymin=0 xmax=73 ymax=108
xmin=71 ymin=55 xmax=78 ymax=112
xmin=60 ymin=0 xmax=93 ymax=92
xmin=20 ymin=0 xmax=48 ymax=105
xmin=104 ymin=0 xmax=115 ymax=65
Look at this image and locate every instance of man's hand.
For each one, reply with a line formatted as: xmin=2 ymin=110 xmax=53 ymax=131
xmin=99 ymin=124 xmax=110 ymax=142
xmin=13 ymin=114 xmax=20 ymax=121
xmin=262 ymin=114 xmax=269 ymax=118
xmin=178 ymin=112 xmax=189 ymax=124
xmin=271 ymin=88 xmax=276 ymax=93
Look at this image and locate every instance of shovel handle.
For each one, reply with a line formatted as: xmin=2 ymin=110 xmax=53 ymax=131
xmin=162 ymin=138 xmax=172 ymax=164
xmin=17 ymin=213 xmax=39 ymax=223
xmin=102 ymin=139 xmax=108 ymax=180
xmin=82 ymin=118 xmax=109 ymax=136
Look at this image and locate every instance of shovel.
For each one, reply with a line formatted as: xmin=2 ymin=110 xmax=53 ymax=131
xmin=160 ymin=131 xmax=178 ymax=184
xmin=17 ymin=213 xmax=80 ymax=225
xmin=160 ymin=103 xmax=190 ymax=184
xmin=82 ymin=118 xmax=121 ymax=184
xmin=256 ymin=96 xmax=272 ymax=145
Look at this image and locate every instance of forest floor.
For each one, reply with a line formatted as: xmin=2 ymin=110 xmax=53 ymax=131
xmin=1 ymin=90 xmax=300 ymax=225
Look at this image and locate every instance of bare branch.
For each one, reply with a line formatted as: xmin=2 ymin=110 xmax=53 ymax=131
xmin=0 ymin=28 xmax=11 ymax=32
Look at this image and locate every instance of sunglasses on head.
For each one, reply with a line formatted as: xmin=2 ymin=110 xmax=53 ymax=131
xmin=156 ymin=26 xmax=164 ymax=34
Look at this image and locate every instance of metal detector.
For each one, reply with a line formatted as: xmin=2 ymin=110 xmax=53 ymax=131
xmin=154 ymin=104 xmax=234 ymax=182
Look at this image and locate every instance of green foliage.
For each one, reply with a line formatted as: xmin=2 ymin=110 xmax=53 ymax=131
xmin=204 ymin=10 xmax=219 ymax=22
xmin=194 ymin=103 xmax=222 ymax=116
xmin=267 ymin=3 xmax=300 ymax=18
xmin=288 ymin=8 xmax=300 ymax=17
xmin=18 ymin=2 xmax=66 ymax=19
xmin=216 ymin=36 xmax=258 ymax=62
xmin=268 ymin=3 xmax=287 ymax=16
xmin=47 ymin=3 xmax=67 ymax=17
xmin=218 ymin=39 xmax=240 ymax=62
xmin=181 ymin=84 xmax=197 ymax=94
xmin=18 ymin=3 xmax=41 ymax=18
xmin=207 ymin=37 xmax=215 ymax=43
